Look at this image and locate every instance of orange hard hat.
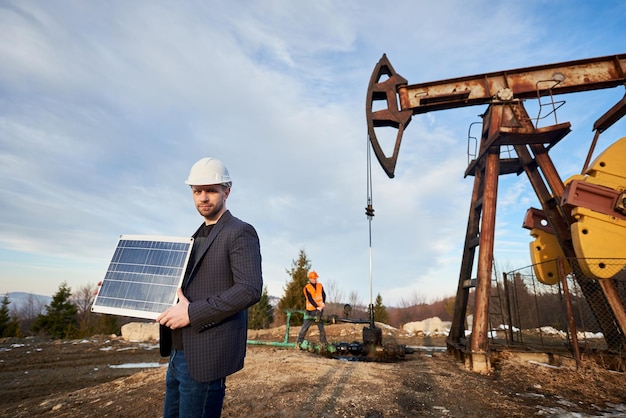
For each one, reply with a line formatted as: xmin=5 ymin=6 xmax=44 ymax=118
xmin=307 ymin=271 xmax=319 ymax=280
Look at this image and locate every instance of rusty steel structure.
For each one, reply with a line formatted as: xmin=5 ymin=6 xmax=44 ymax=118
xmin=365 ymin=53 xmax=626 ymax=372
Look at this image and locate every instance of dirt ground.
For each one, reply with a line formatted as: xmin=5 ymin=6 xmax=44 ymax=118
xmin=1 ymin=323 xmax=625 ymax=417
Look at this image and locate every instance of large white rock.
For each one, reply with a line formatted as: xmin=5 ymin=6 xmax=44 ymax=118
xmin=402 ymin=316 xmax=451 ymax=336
xmin=121 ymin=322 xmax=160 ymax=342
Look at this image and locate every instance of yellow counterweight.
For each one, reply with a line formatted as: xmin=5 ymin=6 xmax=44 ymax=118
xmin=565 ymin=136 xmax=626 ymax=279
xmin=529 ymin=228 xmax=572 ymax=285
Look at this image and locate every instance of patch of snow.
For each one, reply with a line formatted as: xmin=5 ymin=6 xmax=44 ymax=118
xmin=538 ymin=326 xmax=566 ymax=336
xmin=517 ymin=392 xmax=545 ymax=399
xmin=108 ymin=362 xmax=167 ymax=369
xmin=530 ymin=391 xmax=626 ymax=417
xmin=138 ymin=343 xmax=159 ymax=350
xmin=407 ymin=345 xmax=447 ymax=352
xmin=374 ymin=322 xmax=397 ymax=331
xmin=605 ymin=403 xmax=626 ymax=412
xmin=497 ymin=324 xmax=519 ymax=332
xmin=577 ymin=331 xmax=603 ymax=339
xmin=528 ymin=360 xmax=563 ymax=369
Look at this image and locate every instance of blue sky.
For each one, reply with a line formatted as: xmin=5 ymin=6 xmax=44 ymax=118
xmin=1 ymin=1 xmax=625 ymax=307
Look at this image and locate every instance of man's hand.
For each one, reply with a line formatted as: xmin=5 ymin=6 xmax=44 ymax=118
xmin=94 ymin=281 xmax=102 ymax=296
xmin=156 ymin=288 xmax=190 ymax=329
xmin=317 ymin=302 xmax=325 ymax=311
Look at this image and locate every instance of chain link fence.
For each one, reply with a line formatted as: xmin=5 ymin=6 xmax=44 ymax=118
xmin=487 ymin=258 xmax=626 ymax=361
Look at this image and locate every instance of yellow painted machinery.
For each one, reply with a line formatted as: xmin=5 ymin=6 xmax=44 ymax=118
xmin=525 ymin=137 xmax=626 ymax=283
xmin=525 ymin=207 xmax=572 ymax=285
xmin=562 ymin=136 xmax=626 ymax=278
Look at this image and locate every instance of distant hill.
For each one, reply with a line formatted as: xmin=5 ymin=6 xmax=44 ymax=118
xmin=4 ymin=292 xmax=52 ymax=314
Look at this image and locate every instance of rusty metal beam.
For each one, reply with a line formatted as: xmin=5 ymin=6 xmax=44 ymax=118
xmin=447 ymin=159 xmax=484 ymax=345
xmin=594 ymin=93 xmax=626 ymax=133
xmin=367 ymin=53 xmax=626 ymax=179
xmin=558 ymin=257 xmax=582 ymax=368
xmin=562 ymin=179 xmax=626 ymax=220
xmin=398 ymin=54 xmax=626 ymax=114
xmin=597 ymin=279 xmax=626 ymax=342
xmin=470 ymin=150 xmax=499 ymax=356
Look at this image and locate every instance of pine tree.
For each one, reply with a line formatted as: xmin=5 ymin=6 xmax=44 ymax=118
xmin=373 ymin=293 xmax=389 ymax=324
xmin=32 ymin=282 xmax=79 ymax=339
xmin=0 ymin=294 xmax=10 ymax=335
xmin=248 ymin=286 xmax=274 ymax=329
xmin=277 ymin=249 xmax=312 ymax=325
xmin=0 ymin=294 xmax=15 ymax=337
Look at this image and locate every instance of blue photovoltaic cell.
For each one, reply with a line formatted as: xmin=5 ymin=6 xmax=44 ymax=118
xmin=92 ymin=235 xmax=193 ymax=320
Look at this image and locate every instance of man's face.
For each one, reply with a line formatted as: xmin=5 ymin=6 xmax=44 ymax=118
xmin=191 ymin=184 xmax=230 ymax=223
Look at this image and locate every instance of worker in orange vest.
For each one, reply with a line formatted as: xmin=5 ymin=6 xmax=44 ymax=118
xmin=296 ymin=270 xmax=328 ymax=347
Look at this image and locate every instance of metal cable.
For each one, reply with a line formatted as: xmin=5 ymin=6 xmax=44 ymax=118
xmin=366 ymin=135 xmax=374 ymax=309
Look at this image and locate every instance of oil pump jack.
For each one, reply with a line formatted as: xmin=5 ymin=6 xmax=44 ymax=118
xmin=365 ymin=53 xmax=626 ymax=372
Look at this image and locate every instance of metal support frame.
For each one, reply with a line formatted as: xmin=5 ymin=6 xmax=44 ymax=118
xmin=446 ymin=101 xmax=626 ymax=367
xmin=366 ymin=53 xmax=626 ymax=371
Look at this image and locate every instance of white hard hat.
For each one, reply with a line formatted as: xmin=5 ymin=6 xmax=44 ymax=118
xmin=185 ymin=158 xmax=232 ymax=186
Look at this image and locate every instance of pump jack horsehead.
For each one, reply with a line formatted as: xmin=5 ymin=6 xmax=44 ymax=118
xmin=366 ymin=53 xmax=626 ymax=372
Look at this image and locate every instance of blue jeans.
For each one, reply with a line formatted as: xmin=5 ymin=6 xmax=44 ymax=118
xmin=163 ymin=349 xmax=226 ymax=418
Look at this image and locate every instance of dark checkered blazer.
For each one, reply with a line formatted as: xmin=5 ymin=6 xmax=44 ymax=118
xmin=160 ymin=210 xmax=263 ymax=382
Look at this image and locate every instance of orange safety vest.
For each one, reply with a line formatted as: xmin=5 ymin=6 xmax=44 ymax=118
xmin=304 ymin=282 xmax=324 ymax=311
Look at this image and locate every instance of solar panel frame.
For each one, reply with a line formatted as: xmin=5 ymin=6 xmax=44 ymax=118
xmin=92 ymin=234 xmax=194 ymax=320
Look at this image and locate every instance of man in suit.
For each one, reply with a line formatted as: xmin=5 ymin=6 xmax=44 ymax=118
xmin=157 ymin=157 xmax=263 ymax=418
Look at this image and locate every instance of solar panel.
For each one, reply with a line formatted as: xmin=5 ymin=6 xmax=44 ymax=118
xmin=92 ymin=235 xmax=194 ymax=320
